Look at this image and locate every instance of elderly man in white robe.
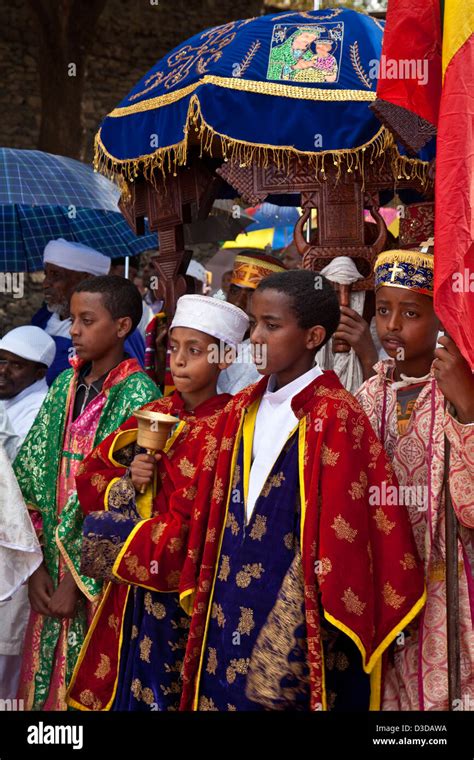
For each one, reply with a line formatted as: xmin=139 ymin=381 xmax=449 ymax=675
xmin=31 ymin=238 xmax=146 ymax=383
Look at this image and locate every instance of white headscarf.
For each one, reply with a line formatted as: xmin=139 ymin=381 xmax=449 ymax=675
xmin=43 ymin=238 xmax=110 ymax=276
xmin=0 ymin=443 xmax=42 ymax=601
xmin=170 ymin=295 xmax=249 ymax=349
xmin=317 ymin=257 xmax=366 ymax=394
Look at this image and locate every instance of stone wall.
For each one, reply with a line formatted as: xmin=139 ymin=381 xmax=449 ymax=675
xmin=0 ymin=0 xmax=264 ymax=334
xmin=0 ymin=272 xmax=45 ymax=333
xmin=0 ymin=0 xmax=265 ymax=161
xmin=0 ymin=2 xmax=40 ymax=152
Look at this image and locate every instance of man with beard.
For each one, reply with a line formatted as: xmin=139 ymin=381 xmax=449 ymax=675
xmin=31 ymin=239 xmax=145 ymax=384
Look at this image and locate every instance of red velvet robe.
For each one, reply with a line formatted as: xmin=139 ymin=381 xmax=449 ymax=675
xmin=176 ymin=371 xmax=426 ymax=710
xmin=66 ymin=391 xmax=230 ymax=710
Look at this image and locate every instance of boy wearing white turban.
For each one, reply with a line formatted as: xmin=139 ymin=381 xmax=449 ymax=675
xmin=67 ymin=295 xmax=249 ymax=711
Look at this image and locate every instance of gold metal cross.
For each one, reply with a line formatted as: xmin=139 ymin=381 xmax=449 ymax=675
xmin=420 ymin=237 xmax=434 ymax=253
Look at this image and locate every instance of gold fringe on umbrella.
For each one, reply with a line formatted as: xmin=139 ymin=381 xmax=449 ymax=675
xmin=94 ymin=92 xmax=431 ymax=193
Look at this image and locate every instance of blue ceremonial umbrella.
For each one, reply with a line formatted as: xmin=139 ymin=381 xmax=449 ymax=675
xmin=0 ymin=148 xmax=161 ymax=272
xmin=94 ymin=8 xmax=430 ymax=185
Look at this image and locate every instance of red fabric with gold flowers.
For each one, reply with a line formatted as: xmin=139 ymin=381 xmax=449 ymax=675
xmin=178 ymin=372 xmax=426 ymax=710
xmin=67 ymin=391 xmax=230 ymax=711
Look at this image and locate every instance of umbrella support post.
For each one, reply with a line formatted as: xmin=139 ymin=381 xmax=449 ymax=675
xmin=117 ymin=163 xmax=220 ymax=316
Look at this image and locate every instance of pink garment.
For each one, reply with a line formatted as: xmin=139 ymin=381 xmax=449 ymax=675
xmin=313 ymin=54 xmax=337 ymax=72
xmin=356 ymin=360 xmax=474 ymax=711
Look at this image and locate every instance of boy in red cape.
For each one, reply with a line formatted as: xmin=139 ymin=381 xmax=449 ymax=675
xmin=178 ymin=270 xmax=426 ymax=711
xmin=66 ymin=295 xmax=248 ymax=711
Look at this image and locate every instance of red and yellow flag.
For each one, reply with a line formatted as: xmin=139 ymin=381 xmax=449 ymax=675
xmin=434 ymin=1 xmax=474 ymax=368
xmin=373 ymin=0 xmax=474 ymax=367
xmin=372 ymin=0 xmax=442 ymax=151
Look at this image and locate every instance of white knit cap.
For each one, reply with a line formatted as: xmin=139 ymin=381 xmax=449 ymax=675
xmin=0 ymin=326 xmax=56 ymax=368
xmin=170 ymin=295 xmax=249 ymax=348
xmin=43 ymin=238 xmax=111 ymax=276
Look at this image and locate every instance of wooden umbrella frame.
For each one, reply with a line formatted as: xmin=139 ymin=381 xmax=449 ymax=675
xmin=117 ymin=150 xmax=432 ymax=317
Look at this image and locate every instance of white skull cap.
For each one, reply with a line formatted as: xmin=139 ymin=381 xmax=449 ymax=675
xmin=170 ymin=295 xmax=249 ymax=348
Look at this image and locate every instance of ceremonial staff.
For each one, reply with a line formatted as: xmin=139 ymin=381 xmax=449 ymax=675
xmin=444 ymin=422 xmax=461 ymax=706
xmin=421 ymin=237 xmax=462 ymax=708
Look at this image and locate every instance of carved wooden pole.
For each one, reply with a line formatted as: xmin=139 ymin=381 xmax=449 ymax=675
xmin=332 ymin=283 xmax=352 ymax=353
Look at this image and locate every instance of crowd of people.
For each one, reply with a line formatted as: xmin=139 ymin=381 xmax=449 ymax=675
xmin=0 ymin=235 xmax=472 ymax=712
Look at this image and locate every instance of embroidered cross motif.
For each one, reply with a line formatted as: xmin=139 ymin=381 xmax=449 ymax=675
xmin=388 ymin=261 xmax=404 ymax=282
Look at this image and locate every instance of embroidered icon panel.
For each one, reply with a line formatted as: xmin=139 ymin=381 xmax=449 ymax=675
xmin=266 ymin=22 xmax=344 ymax=84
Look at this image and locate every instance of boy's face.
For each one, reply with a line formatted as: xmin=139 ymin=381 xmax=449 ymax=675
xmin=227 ymin=283 xmax=253 ymax=316
xmin=249 ymin=288 xmax=324 ymax=376
xmin=316 ymin=42 xmax=332 ymax=55
xmin=69 ymin=292 xmax=131 ymax=362
xmin=169 ymin=327 xmax=223 ymax=394
xmin=375 ymin=287 xmax=440 ymax=362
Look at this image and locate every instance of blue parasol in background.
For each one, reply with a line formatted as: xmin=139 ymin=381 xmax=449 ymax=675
xmin=0 ymin=148 xmax=251 ymax=272
xmin=0 ymin=147 xmax=120 ymax=210
xmin=0 ymin=148 xmax=160 ymax=272
xmin=228 ymin=202 xmax=300 ymax=249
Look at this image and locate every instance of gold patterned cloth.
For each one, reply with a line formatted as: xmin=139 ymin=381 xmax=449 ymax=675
xmin=374 ymin=248 xmax=434 ymax=297
xmin=179 ymin=370 xmax=426 ymax=711
xmin=230 ymin=252 xmax=287 ymax=290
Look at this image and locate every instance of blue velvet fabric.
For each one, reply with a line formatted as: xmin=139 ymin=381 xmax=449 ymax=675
xmin=197 ymin=430 xmax=307 ymax=711
xmin=113 ymin=587 xmax=188 ymax=712
xmin=81 ymin=477 xmax=188 ymax=712
xmin=100 ymin=9 xmax=386 ymax=162
xmin=197 ymin=426 xmax=370 ymax=712
xmin=320 ymin=617 xmax=370 ymax=712
xmin=80 ymin=506 xmax=138 ymax=582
